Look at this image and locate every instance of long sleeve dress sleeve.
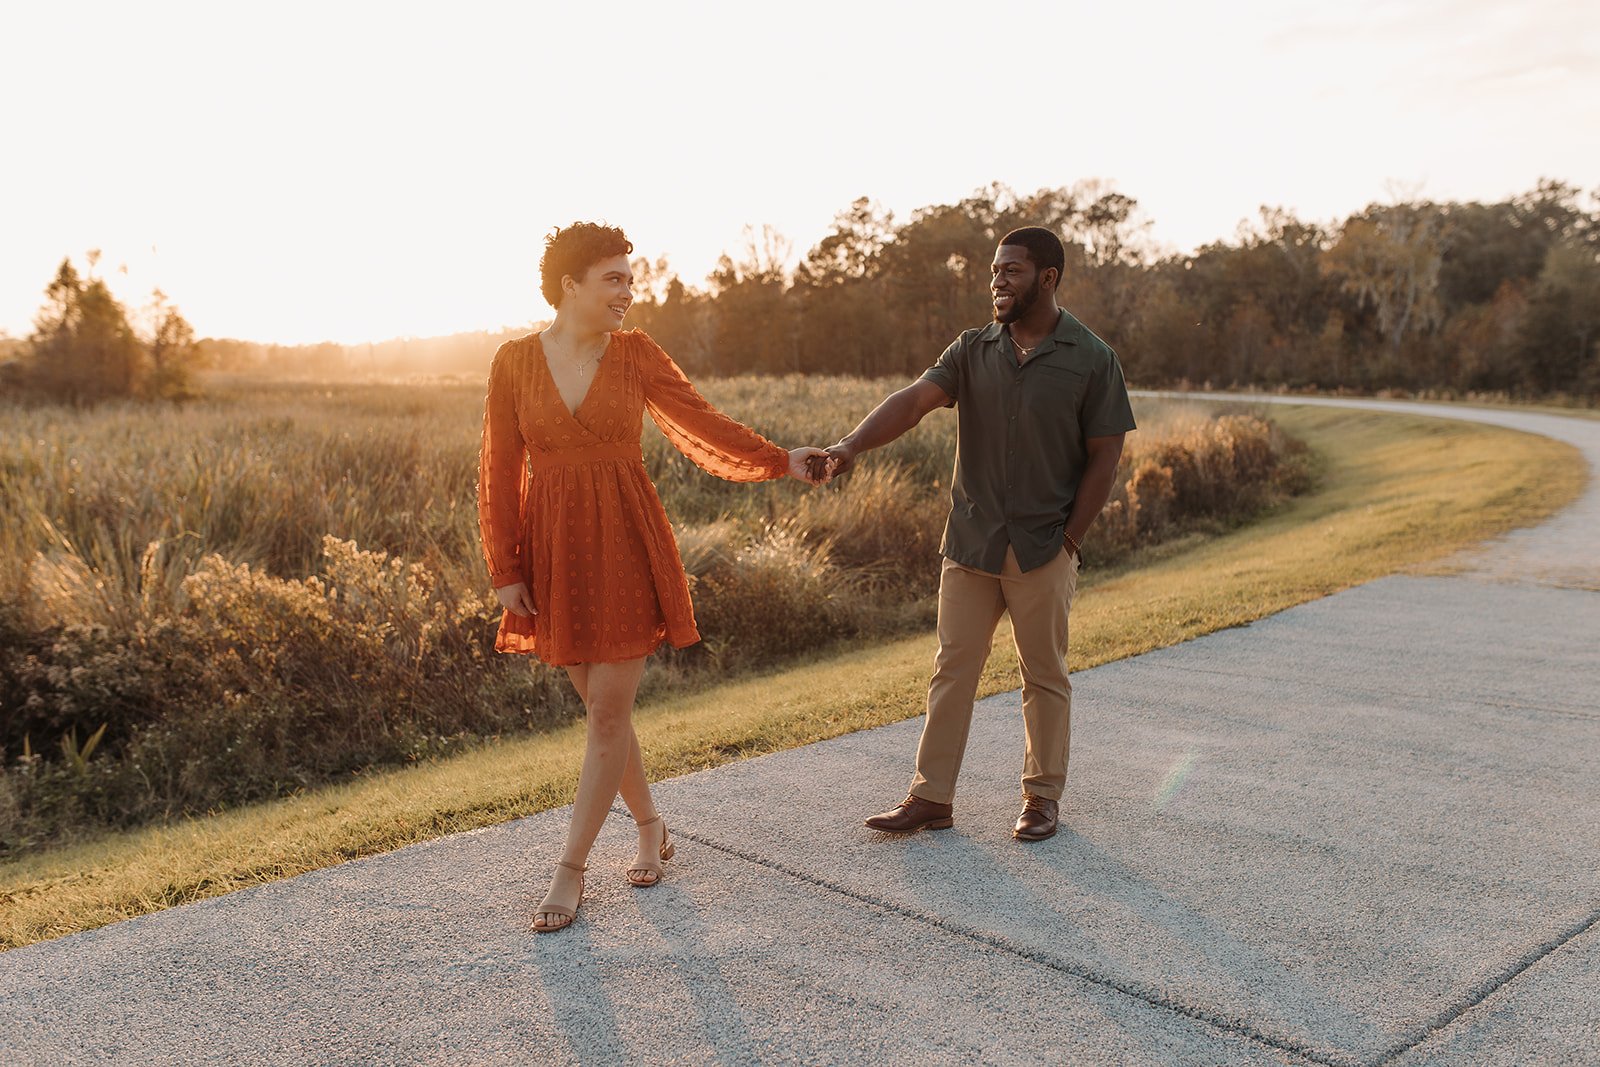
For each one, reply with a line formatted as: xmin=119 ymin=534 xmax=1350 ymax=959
xmin=476 ymin=341 xmax=530 ymax=589
xmin=634 ymin=331 xmax=791 ymax=482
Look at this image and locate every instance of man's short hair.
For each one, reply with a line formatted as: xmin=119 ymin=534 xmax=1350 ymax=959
xmin=998 ymin=226 xmax=1066 ymax=288
xmin=539 ymin=222 xmax=634 ymax=307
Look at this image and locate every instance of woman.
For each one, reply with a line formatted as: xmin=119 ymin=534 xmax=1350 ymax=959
xmin=477 ymin=222 xmax=832 ymax=933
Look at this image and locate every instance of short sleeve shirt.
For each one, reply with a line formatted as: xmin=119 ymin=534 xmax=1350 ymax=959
xmin=918 ymin=307 xmax=1137 ymax=574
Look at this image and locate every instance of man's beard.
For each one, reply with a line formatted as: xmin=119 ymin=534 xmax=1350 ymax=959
xmin=993 ymin=278 xmax=1044 ymax=324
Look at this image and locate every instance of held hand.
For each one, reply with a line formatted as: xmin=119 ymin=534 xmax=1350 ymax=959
xmin=787 ymin=447 xmax=834 ymax=486
xmin=495 ymin=580 xmax=538 ymax=618
xmin=823 ymin=443 xmax=855 ymax=479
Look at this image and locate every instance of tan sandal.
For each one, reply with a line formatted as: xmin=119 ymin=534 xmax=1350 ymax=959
xmin=532 ymin=858 xmax=586 ymax=932
xmin=627 ymin=814 xmax=675 ymax=887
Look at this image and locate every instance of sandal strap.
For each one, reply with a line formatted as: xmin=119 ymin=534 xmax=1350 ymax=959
xmin=555 ymin=858 xmax=588 ymax=873
xmin=635 ymin=813 xmax=663 ymax=828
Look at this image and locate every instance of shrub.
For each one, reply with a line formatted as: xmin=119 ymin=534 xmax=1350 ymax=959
xmin=686 ymin=520 xmax=857 ymax=670
xmin=785 ymin=462 xmax=949 ymax=585
xmin=0 ymin=536 xmax=575 ymax=855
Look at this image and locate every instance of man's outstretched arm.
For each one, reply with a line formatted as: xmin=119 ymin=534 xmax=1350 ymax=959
xmin=823 ymin=379 xmax=953 ymax=477
xmin=1064 ymin=433 xmax=1126 ymax=557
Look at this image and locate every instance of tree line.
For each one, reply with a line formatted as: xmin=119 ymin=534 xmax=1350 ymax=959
xmin=6 ymin=178 xmax=1596 ymax=400
xmin=626 ymin=178 xmax=1599 ymax=400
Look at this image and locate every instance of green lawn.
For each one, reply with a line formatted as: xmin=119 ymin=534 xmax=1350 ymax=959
xmin=0 ymin=403 xmax=1587 ymax=950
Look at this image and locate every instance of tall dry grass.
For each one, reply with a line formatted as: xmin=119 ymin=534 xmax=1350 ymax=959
xmin=0 ymin=376 xmax=1308 ymax=855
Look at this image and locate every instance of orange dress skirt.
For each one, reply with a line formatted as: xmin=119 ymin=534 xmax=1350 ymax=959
xmin=475 ymin=327 xmax=790 ymax=665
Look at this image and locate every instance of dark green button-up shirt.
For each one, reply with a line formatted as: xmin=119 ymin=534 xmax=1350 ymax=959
xmin=919 ymin=307 xmax=1137 ymax=574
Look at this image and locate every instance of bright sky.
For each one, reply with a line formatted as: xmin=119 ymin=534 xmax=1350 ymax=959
xmin=3 ymin=0 xmax=1596 ymax=346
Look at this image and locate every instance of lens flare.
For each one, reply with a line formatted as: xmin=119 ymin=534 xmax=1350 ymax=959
xmin=1155 ymin=751 xmax=1198 ymax=810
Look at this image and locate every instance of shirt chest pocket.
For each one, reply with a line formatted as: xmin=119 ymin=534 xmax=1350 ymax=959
xmin=1025 ymin=364 xmax=1088 ymax=416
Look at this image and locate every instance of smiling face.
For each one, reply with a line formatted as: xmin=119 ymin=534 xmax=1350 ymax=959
xmin=990 ymin=244 xmax=1050 ymax=324
xmin=560 ymin=253 xmax=634 ymax=332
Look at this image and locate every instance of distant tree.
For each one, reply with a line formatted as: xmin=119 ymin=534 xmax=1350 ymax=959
xmin=1069 ymin=184 xmax=1150 ymax=267
xmin=1444 ymin=280 xmax=1529 ymax=392
xmin=880 ymin=192 xmax=1008 ymax=366
xmin=792 ymin=198 xmax=897 ymax=376
xmin=1165 ymin=207 xmax=1341 ymax=386
xmin=1322 ymin=201 xmax=1449 ymax=378
xmin=1126 ymin=273 xmax=1207 ymax=383
xmin=626 ymin=256 xmax=712 ymax=371
xmin=139 ymin=288 xmax=202 ymax=399
xmin=1436 ymin=180 xmax=1593 ymax=315
xmin=628 ymin=254 xmax=673 ymax=307
xmin=24 ymin=256 xmax=146 ymax=401
xmin=794 ymin=197 xmax=894 ymax=285
xmin=1517 ymin=238 xmax=1600 ymax=393
xmin=704 ymin=225 xmax=795 ymax=375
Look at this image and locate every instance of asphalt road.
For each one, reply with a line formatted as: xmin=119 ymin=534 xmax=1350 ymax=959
xmin=2 ymin=396 xmax=1596 ymax=1066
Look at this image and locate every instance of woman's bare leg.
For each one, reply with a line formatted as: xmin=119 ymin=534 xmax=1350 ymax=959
xmin=561 ymin=663 xmax=663 ymax=885
xmin=564 ymin=665 xmax=657 ymax=822
xmin=534 ymin=656 xmax=648 ymax=929
xmin=566 ymin=662 xmax=590 ymax=703
xmin=616 ymin=730 xmax=657 ymax=825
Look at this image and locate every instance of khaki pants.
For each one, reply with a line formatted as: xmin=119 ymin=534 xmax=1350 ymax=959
xmin=909 ymin=543 xmax=1080 ymax=804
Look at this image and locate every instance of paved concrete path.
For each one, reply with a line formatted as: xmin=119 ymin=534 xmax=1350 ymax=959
xmin=3 ymin=398 xmax=1596 ymax=1066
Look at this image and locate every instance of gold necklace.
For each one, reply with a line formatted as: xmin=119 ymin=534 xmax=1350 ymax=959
xmin=544 ymin=328 xmax=607 ymax=375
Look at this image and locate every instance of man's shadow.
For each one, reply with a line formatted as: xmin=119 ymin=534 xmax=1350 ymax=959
xmin=870 ymin=820 xmax=1392 ymax=1060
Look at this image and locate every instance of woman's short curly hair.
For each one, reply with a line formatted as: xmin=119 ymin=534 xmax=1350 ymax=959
xmin=539 ymin=222 xmax=634 ymax=307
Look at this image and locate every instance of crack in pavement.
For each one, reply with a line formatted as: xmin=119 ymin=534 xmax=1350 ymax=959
xmin=1370 ymin=907 xmax=1600 ymax=1065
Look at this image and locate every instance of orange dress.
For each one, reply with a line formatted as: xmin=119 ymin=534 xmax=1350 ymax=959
xmin=476 ymin=327 xmax=791 ymax=665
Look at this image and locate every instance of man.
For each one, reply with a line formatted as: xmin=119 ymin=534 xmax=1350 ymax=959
xmin=824 ymin=226 xmax=1136 ymax=842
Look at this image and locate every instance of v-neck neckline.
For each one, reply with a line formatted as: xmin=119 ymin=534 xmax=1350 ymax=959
xmin=536 ymin=331 xmax=612 ymax=423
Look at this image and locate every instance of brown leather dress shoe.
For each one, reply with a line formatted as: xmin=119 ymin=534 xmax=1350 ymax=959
xmin=864 ymin=793 xmax=954 ymax=833
xmin=1013 ymin=794 xmax=1059 ymax=841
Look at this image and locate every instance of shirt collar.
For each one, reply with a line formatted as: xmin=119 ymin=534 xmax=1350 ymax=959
xmin=977 ymin=308 xmax=1080 ymax=350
